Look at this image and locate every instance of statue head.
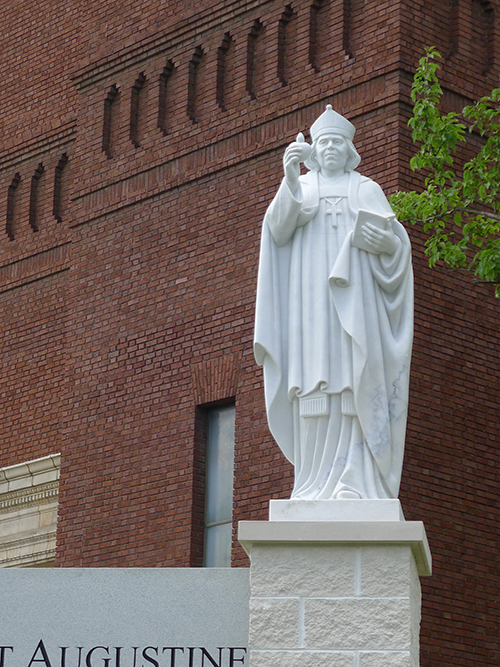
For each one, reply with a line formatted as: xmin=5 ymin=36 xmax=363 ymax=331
xmin=304 ymin=105 xmax=361 ymax=172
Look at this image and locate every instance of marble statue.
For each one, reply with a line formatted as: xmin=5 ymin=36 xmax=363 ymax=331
xmin=254 ymin=105 xmax=413 ymax=500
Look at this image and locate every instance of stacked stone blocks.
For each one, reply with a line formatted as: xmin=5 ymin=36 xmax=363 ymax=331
xmin=241 ymin=520 xmax=429 ymax=667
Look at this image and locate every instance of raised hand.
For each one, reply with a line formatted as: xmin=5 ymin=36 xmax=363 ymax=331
xmin=283 ymin=133 xmax=311 ymax=194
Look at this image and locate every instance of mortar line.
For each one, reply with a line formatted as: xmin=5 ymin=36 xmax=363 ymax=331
xmin=299 ymin=597 xmax=305 ymax=648
xmin=355 ymin=547 xmax=361 ymax=596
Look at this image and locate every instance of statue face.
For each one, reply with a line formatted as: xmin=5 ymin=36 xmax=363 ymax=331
xmin=315 ymin=133 xmax=348 ymax=173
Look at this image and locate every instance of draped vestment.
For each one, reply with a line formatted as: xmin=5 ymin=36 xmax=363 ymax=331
xmin=254 ymin=169 xmax=413 ymax=499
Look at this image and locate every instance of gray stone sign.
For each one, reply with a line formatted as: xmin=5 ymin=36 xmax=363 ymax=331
xmin=1 ymin=569 xmax=249 ymax=667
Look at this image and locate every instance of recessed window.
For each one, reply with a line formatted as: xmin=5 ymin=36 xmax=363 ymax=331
xmin=187 ymin=46 xmax=205 ymax=123
xmin=102 ymin=85 xmax=120 ymax=159
xmin=158 ymin=61 xmax=175 ymax=135
xmin=204 ymin=404 xmax=235 ymax=567
xmin=277 ymin=5 xmax=297 ymax=86
xmin=29 ymin=163 xmax=45 ymax=232
xmin=130 ymin=73 xmax=148 ymax=148
xmin=53 ymin=153 xmax=69 ymax=224
xmin=6 ymin=173 xmax=21 ymax=241
xmin=246 ymin=19 xmax=266 ymax=100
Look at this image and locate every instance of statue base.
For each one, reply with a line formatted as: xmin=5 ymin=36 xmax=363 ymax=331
xmin=238 ymin=516 xmax=431 ymax=667
xmin=269 ymin=498 xmax=405 ymax=522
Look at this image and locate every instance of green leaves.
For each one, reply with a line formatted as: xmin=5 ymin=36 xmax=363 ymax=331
xmin=390 ymin=47 xmax=500 ymax=296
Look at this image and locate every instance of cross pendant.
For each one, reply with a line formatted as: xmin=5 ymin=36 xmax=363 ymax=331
xmin=324 ymin=197 xmax=343 ymax=228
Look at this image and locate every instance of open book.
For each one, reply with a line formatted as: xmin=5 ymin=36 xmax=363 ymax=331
xmin=352 ymin=209 xmax=396 ymax=253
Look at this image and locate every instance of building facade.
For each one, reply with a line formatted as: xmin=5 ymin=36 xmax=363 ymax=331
xmin=0 ymin=0 xmax=499 ymax=664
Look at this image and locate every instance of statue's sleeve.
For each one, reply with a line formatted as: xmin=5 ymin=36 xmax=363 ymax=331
xmin=254 ymin=192 xmax=296 ymax=462
xmin=265 ymin=179 xmax=306 ymax=247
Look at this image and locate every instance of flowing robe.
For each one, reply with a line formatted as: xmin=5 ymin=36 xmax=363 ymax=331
xmin=254 ymin=169 xmax=413 ymax=499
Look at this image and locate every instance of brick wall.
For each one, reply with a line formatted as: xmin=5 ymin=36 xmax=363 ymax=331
xmin=0 ymin=0 xmax=499 ymax=664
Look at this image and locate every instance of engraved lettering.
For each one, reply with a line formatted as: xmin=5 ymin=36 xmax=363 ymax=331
xmin=28 ymin=641 xmax=53 ymax=667
xmin=0 ymin=647 xmax=13 ymax=667
xmin=86 ymin=647 xmax=111 ymax=667
xmin=161 ymin=648 xmax=184 ymax=667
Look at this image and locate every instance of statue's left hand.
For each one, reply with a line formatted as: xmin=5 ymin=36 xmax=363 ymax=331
xmin=361 ymin=222 xmax=399 ymax=255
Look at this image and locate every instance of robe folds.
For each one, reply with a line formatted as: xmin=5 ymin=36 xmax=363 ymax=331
xmin=254 ymin=169 xmax=413 ymax=499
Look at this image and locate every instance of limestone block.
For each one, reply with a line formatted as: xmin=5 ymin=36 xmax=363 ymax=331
xmin=28 ymin=455 xmax=60 ymax=475
xmin=249 ymin=598 xmax=300 ymax=648
xmin=0 ymin=516 xmax=19 ymax=539
xmin=359 ymin=652 xmax=411 ymax=667
xmin=250 ymin=544 xmax=356 ymax=597
xmin=0 ymin=454 xmax=60 ymax=567
xmin=304 ymin=598 xmax=411 ymax=650
xmin=250 ymin=650 xmax=354 ymax=667
xmin=31 ymin=470 xmax=59 ymax=486
xmin=360 ymin=546 xmax=417 ymax=597
xmin=0 ymin=511 xmax=39 ymax=538
xmin=6 ymin=472 xmax=32 ymax=491
xmin=39 ymin=507 xmax=58 ymax=529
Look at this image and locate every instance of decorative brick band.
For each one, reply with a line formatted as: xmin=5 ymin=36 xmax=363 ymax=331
xmin=0 ymin=244 xmax=70 ymax=294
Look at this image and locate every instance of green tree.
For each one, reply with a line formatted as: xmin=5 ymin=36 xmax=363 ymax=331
xmin=389 ymin=47 xmax=500 ymax=295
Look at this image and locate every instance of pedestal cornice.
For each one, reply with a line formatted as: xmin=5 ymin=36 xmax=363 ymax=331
xmin=238 ymin=520 xmax=432 ymax=576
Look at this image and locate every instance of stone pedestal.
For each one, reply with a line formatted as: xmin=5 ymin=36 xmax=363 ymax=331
xmin=238 ymin=504 xmax=431 ymax=667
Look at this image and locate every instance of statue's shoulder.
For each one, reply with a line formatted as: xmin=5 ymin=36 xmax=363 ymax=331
xmin=358 ymin=174 xmax=381 ymax=188
xmin=357 ymin=174 xmax=387 ymax=197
